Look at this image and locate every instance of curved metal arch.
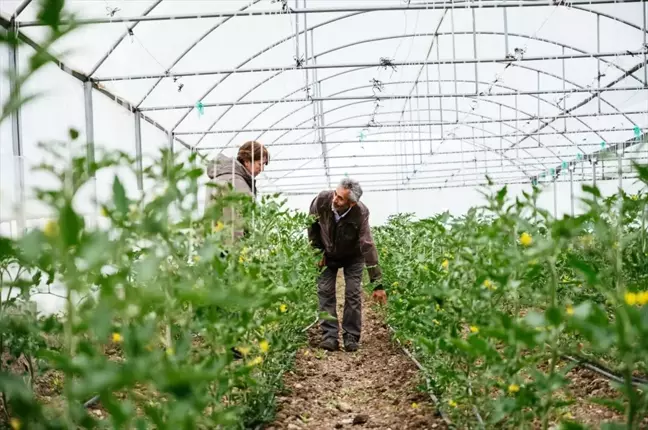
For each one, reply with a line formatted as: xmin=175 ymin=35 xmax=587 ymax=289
xmin=215 ymin=58 xmax=624 ymax=154
xmin=133 ymin=0 xmax=264 ymax=108
xmin=310 ymin=79 xmax=585 ymax=151
xmin=241 ymin=79 xmax=591 ymax=160
xmin=261 ymin=127 xmax=535 ymax=182
xmin=88 ymin=0 xmax=164 ymax=76
xmin=169 ymin=5 xmax=643 ymax=137
xmin=165 ymin=10 xmax=369 ymax=131
xmin=268 ymin=103 xmax=552 ymax=175
xmin=201 ymin=33 xmax=636 ymax=152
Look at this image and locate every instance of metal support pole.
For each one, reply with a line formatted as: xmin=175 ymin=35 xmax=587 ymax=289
xmin=472 ymin=8 xmax=478 ymax=94
xmin=499 ymin=104 xmax=503 ymax=168
xmin=569 ymin=166 xmax=575 ymax=216
xmin=596 ymin=14 xmax=601 ymax=114
xmin=592 ymin=159 xmax=598 ymax=203
xmin=618 ymin=149 xmax=623 ymax=191
xmin=436 ymin=42 xmax=443 ymax=143
xmin=83 ymin=81 xmax=97 ymax=222
xmin=503 ymin=8 xmax=509 ymax=56
xmin=84 ymin=81 xmax=95 ymax=172
xmin=537 ymin=71 xmax=541 ymax=147
xmin=553 ymin=177 xmax=558 ymax=218
xmin=451 ymin=7 xmax=459 ymax=124
xmin=8 ymin=24 xmax=25 ymax=234
xmin=562 ymin=46 xmax=566 ymax=132
xmin=134 ymin=111 xmax=143 ymax=191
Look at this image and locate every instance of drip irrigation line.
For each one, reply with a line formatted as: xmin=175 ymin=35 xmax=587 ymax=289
xmin=83 ymin=395 xmax=100 ymax=409
xmin=386 ymin=324 xmax=456 ymax=429
xmin=562 ymin=354 xmax=648 ymax=387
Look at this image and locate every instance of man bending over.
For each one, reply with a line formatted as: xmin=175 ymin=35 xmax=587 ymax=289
xmin=307 ymin=178 xmax=386 ymax=352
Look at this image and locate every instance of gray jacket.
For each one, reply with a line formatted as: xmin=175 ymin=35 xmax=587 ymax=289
xmin=205 ymin=154 xmax=257 ymax=239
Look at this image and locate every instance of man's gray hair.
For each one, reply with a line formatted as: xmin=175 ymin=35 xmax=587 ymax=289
xmin=339 ymin=177 xmax=363 ymax=203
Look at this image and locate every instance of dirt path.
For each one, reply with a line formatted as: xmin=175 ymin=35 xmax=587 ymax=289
xmin=267 ymin=272 xmax=447 ymax=430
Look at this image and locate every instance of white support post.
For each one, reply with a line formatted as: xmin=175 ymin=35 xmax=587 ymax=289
xmin=569 ymin=165 xmax=575 ymax=217
xmin=83 ymin=81 xmax=97 ymax=223
xmin=8 ymin=25 xmax=26 ymax=234
xmin=134 ymin=111 xmax=143 ymax=191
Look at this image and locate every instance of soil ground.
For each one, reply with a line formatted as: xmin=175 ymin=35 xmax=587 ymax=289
xmin=267 ymin=271 xmax=447 ymax=430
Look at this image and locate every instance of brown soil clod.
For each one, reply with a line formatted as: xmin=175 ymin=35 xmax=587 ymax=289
xmin=269 ymin=272 xmax=447 ymax=430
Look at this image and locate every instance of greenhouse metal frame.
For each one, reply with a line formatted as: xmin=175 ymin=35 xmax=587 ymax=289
xmin=1 ymin=0 xmax=647 ymax=228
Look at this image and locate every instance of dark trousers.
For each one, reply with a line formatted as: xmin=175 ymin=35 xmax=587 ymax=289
xmin=317 ymin=262 xmax=364 ymax=341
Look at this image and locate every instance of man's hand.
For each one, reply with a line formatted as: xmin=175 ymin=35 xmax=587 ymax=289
xmin=372 ymin=289 xmax=387 ymax=305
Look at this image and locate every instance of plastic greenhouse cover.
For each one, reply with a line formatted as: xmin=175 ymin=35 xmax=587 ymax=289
xmin=0 ymin=0 xmax=646 ymax=225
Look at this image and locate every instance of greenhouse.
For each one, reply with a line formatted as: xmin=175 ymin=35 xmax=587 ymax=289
xmin=1 ymin=0 xmax=648 ymax=429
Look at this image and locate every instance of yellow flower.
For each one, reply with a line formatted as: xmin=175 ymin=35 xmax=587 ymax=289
xmin=411 ymin=402 xmax=419 ymax=409
xmin=392 ymin=281 xmax=399 ymax=287
xmin=279 ymin=304 xmax=288 ymax=313
xmin=625 ymin=292 xmax=638 ymax=306
xmin=470 ymin=326 xmax=479 ymax=334
xmin=165 ymin=347 xmax=174 ymax=356
xmin=112 ymin=333 xmax=123 ymax=343
xmin=239 ymin=255 xmax=246 ymax=264
xmin=238 ymin=346 xmax=251 ymax=356
xmin=433 ymin=319 xmax=440 ymax=325
xmin=304 ymin=350 xmax=310 ymax=356
xmin=508 ymin=384 xmax=520 ymax=393
xmin=43 ymin=220 xmax=58 ymax=238
xmin=483 ymin=279 xmax=496 ymax=290
xmin=10 ymin=418 xmax=21 ymax=430
xmin=435 ymin=303 xmax=442 ymax=312
xmin=566 ymin=305 xmax=574 ymax=316
xmin=448 ymin=399 xmax=458 ymax=408
xmin=213 ymin=221 xmax=225 ymax=232
xmin=441 ymin=259 xmax=449 ymax=270
xmin=519 ymin=232 xmax=533 ymax=247
xmin=248 ymin=356 xmax=263 ymax=367
xmin=192 ymin=255 xmax=201 ymax=262
xmin=638 ymin=291 xmax=648 ymax=306
xmin=259 ymin=340 xmax=269 ymax=353
xmin=100 ymin=207 xmax=108 ymax=217
xmin=631 ymin=194 xmax=639 ymax=201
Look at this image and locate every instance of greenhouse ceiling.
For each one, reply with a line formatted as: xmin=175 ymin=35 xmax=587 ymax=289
xmin=1 ymin=0 xmax=647 ymax=197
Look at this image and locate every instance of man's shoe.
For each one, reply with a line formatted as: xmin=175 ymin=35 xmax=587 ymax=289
xmin=343 ymin=336 xmax=359 ymax=352
xmin=319 ymin=337 xmax=339 ymax=351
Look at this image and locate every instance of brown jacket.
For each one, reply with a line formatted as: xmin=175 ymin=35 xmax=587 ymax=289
xmin=308 ymin=190 xmax=382 ymax=283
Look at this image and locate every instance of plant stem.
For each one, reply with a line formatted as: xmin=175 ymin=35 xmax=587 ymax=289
xmin=542 ymin=257 xmax=559 ymax=430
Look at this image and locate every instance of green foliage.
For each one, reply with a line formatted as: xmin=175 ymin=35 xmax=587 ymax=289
xmin=375 ymin=183 xmax=648 ymax=429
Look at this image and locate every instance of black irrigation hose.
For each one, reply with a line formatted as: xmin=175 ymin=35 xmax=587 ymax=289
xmin=82 ymin=313 xmax=322 ymax=410
xmin=387 ymin=324 xmax=461 ymax=429
xmin=562 ymin=354 xmax=648 ymax=387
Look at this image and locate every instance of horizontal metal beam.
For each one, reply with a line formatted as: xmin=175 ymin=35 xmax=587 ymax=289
xmin=17 ymin=0 xmax=636 ymax=27
xmin=268 ymin=149 xmax=648 ymax=164
xmin=0 ymin=16 xmax=192 ymax=150
xmin=175 ymin=113 xmax=646 ymax=135
xmin=258 ymin=145 xmax=645 ymax=173
xmin=274 ymin=174 xmax=642 ymax=196
xmin=147 ymin=85 xmax=645 ymax=112
xmin=259 ymin=159 xmax=647 ymax=184
xmin=100 ymin=51 xmax=636 ymax=82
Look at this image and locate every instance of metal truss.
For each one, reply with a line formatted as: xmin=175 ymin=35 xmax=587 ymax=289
xmin=16 ymin=0 xmax=639 ymax=27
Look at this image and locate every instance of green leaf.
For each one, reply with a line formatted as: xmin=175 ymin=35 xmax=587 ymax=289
xmin=60 ymin=201 xmax=81 ymax=248
xmin=69 ymin=128 xmax=79 ymax=140
xmin=37 ymin=0 xmax=65 ymax=31
xmin=112 ymin=176 xmax=129 ymax=215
